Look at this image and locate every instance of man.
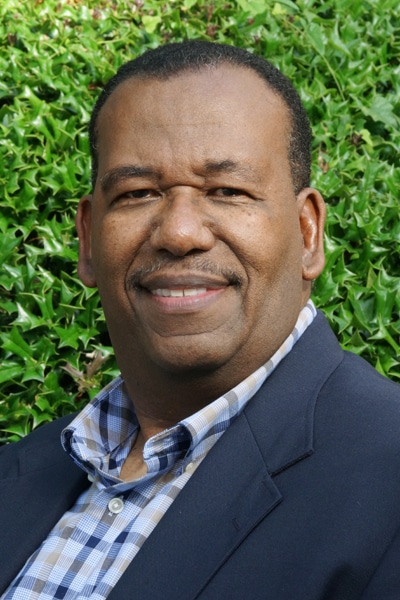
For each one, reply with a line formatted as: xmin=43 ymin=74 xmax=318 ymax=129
xmin=1 ymin=41 xmax=399 ymax=599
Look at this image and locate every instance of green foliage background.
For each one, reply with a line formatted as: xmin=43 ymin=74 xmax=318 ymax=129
xmin=0 ymin=0 xmax=399 ymax=443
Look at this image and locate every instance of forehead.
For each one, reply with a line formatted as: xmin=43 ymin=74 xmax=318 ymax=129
xmin=95 ymin=65 xmax=291 ymax=176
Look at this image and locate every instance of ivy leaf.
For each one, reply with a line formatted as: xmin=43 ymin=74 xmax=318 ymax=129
xmin=362 ymin=95 xmax=399 ymax=128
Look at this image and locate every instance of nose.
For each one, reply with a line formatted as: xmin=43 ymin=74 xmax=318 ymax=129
xmin=150 ymin=190 xmax=215 ymax=256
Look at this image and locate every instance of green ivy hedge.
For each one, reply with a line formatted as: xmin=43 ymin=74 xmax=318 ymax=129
xmin=1 ymin=0 xmax=399 ymax=443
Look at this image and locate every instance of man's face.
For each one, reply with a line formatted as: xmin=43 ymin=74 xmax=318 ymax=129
xmin=77 ymin=65 xmax=325 ymax=384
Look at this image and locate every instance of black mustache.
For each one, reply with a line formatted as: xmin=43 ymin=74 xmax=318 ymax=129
xmin=126 ymin=257 xmax=243 ymax=290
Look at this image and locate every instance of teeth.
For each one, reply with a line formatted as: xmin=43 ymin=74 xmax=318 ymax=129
xmin=152 ymin=288 xmax=207 ymax=297
xmin=183 ymin=288 xmax=207 ymax=297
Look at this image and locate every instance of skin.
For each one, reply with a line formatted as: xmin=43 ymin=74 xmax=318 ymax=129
xmin=76 ymin=65 xmax=326 ymax=452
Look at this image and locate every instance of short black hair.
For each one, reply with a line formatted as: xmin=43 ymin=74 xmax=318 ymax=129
xmin=89 ymin=41 xmax=312 ymax=194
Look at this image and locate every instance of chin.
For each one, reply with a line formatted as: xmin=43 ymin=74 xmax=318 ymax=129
xmin=150 ymin=341 xmax=235 ymax=377
xmin=156 ymin=353 xmax=230 ymax=376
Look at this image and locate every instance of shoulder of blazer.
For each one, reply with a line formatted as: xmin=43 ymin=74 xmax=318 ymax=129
xmin=243 ymin=310 xmax=400 ymax=474
xmin=0 ymin=412 xmax=79 ymax=477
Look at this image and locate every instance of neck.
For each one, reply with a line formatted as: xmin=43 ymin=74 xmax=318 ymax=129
xmin=119 ymin=361 xmax=244 ymax=440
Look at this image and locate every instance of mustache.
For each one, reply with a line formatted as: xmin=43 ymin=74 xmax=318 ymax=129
xmin=126 ymin=257 xmax=243 ymax=289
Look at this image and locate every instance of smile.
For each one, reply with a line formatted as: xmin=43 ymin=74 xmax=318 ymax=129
xmin=130 ymin=270 xmax=239 ymax=314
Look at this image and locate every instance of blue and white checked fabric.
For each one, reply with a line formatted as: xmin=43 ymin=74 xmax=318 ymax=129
xmin=2 ymin=301 xmax=316 ymax=600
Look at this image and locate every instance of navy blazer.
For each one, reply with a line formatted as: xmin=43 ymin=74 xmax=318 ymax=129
xmin=1 ymin=313 xmax=400 ymax=599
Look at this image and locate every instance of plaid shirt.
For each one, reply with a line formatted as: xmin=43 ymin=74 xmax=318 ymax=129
xmin=2 ymin=301 xmax=316 ymax=600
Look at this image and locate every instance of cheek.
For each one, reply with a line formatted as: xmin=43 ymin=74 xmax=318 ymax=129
xmin=230 ymin=210 xmax=302 ymax=276
xmin=92 ymin=213 xmax=147 ymax=276
xmin=91 ymin=219 xmax=139 ymax=324
xmin=237 ymin=223 xmax=304 ymax=318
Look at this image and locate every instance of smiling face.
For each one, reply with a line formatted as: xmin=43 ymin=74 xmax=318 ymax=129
xmin=77 ymin=65 xmax=325 ymax=400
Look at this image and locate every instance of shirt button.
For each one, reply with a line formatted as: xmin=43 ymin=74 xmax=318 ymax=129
xmin=108 ymin=497 xmax=124 ymax=514
xmin=185 ymin=461 xmax=196 ymax=474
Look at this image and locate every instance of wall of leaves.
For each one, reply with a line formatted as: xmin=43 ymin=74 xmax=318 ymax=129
xmin=0 ymin=0 xmax=399 ymax=442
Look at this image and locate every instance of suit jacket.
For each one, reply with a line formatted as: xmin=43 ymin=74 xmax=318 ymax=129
xmin=1 ymin=313 xmax=400 ymax=599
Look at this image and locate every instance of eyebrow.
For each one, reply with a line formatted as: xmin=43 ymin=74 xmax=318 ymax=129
xmin=100 ymin=159 xmax=259 ymax=193
xmin=100 ymin=166 xmax=157 ymax=193
xmin=205 ymin=159 xmax=261 ymax=181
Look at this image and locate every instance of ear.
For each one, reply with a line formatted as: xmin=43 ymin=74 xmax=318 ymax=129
xmin=75 ymin=194 xmax=97 ymax=287
xmin=297 ymin=187 xmax=326 ymax=281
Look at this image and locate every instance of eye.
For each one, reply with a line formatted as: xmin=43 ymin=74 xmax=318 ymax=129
xmin=125 ymin=189 xmax=154 ymax=199
xmin=209 ymin=187 xmax=252 ymax=201
xmin=215 ymin=187 xmax=243 ymax=197
xmin=111 ymin=188 xmax=160 ymax=206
